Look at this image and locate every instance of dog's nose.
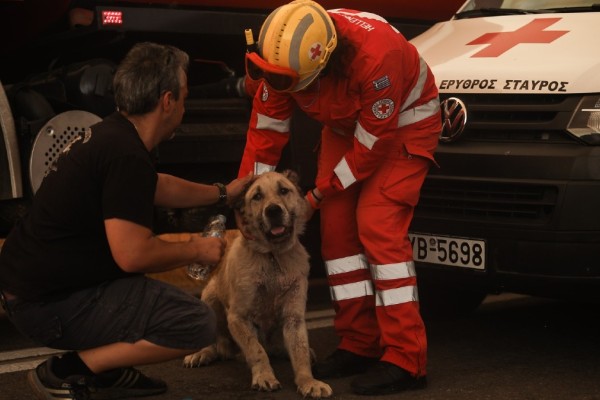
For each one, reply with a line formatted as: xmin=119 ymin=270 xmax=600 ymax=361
xmin=265 ymin=204 xmax=283 ymax=220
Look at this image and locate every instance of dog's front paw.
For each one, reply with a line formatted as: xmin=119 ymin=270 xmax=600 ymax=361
xmin=183 ymin=347 xmax=217 ymax=368
xmin=296 ymin=378 xmax=333 ymax=398
xmin=251 ymin=372 xmax=282 ymax=392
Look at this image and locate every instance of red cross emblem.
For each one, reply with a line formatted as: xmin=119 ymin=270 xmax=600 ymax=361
xmin=310 ymin=44 xmax=322 ymax=60
xmin=372 ymin=99 xmax=394 ymax=119
xmin=378 ymin=103 xmax=390 ymax=114
xmin=467 ymin=18 xmax=568 ymax=58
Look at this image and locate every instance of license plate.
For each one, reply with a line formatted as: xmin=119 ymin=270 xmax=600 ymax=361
xmin=409 ymin=232 xmax=486 ymax=270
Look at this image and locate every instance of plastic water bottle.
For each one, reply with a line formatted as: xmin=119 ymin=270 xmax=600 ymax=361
xmin=186 ymin=214 xmax=227 ymax=280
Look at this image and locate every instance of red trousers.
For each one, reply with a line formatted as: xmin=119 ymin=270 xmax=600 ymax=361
xmin=317 ymin=126 xmax=432 ymax=377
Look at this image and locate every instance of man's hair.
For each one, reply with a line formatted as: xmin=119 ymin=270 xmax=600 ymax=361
xmin=113 ymin=42 xmax=189 ymax=115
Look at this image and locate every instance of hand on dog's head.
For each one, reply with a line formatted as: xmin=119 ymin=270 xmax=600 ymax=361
xmin=232 ymin=170 xmax=300 ymax=208
xmin=233 ymin=169 xmax=302 ymax=211
xmin=234 ymin=170 xmax=307 ymax=250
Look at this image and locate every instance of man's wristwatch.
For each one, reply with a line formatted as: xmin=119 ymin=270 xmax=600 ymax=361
xmin=213 ymin=182 xmax=228 ymax=206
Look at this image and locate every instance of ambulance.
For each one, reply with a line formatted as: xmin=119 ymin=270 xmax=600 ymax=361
xmin=408 ymin=0 xmax=600 ymax=313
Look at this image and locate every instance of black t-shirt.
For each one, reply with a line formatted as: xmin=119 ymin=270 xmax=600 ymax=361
xmin=0 ymin=112 xmax=157 ymax=301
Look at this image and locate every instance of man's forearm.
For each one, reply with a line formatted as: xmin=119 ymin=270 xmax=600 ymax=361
xmin=154 ymin=173 xmax=220 ymax=208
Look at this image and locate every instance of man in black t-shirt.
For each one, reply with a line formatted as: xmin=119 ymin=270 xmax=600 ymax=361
xmin=0 ymin=42 xmax=252 ymax=400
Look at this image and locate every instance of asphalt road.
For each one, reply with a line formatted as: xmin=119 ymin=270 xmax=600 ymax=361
xmin=2 ymin=289 xmax=600 ymax=400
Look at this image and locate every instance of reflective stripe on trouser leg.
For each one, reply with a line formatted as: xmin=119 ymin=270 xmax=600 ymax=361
xmin=370 ymin=262 xmax=426 ymax=376
xmin=318 ymin=128 xmax=382 ymax=357
xmin=324 ymin=254 xmax=382 ymax=358
xmin=355 ymin=147 xmax=431 ymax=377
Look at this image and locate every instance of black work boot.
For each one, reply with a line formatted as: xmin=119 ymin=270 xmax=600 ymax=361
xmin=312 ymin=349 xmax=378 ymax=379
xmin=351 ymin=361 xmax=427 ymax=395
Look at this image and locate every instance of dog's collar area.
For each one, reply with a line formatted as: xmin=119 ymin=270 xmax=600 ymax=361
xmin=268 ymin=253 xmax=281 ymax=270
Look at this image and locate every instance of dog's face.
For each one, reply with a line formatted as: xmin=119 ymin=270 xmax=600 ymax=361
xmin=239 ymin=170 xmax=308 ymax=253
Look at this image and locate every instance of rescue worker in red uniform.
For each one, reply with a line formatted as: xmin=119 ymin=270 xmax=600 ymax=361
xmin=238 ymin=0 xmax=441 ymax=395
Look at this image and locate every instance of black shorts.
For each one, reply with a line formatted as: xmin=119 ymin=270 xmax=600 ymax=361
xmin=6 ymin=275 xmax=215 ymax=351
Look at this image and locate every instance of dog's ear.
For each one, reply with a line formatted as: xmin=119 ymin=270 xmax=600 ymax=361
xmin=232 ymin=196 xmax=245 ymax=211
xmin=233 ymin=179 xmax=253 ymax=211
xmin=282 ymin=169 xmax=301 ymax=185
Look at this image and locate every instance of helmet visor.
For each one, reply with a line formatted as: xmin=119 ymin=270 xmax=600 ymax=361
xmin=245 ymin=52 xmax=299 ymax=92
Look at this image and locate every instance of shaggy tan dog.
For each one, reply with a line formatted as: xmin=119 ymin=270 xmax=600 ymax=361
xmin=183 ymin=170 xmax=332 ymax=398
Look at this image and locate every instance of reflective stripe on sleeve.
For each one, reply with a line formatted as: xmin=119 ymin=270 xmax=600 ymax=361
xmin=354 ymin=121 xmax=378 ymax=150
xmin=400 ymin=56 xmax=428 ymax=112
xmin=333 ymin=157 xmax=357 ymax=189
xmin=256 ymin=113 xmax=291 ymax=132
xmin=376 ymin=285 xmax=419 ymax=306
xmin=325 ymin=254 xmax=369 ymax=276
xmin=330 ymin=280 xmax=374 ymax=302
xmin=397 ymin=98 xmax=440 ymax=128
xmin=370 ymin=261 xmax=416 ymax=280
xmin=254 ymin=162 xmax=276 ymax=175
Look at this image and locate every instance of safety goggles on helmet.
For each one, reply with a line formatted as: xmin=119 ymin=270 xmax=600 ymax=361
xmin=245 ymin=51 xmax=300 ymax=92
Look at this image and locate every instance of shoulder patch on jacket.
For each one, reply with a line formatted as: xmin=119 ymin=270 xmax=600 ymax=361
xmin=372 ymin=99 xmax=394 ymax=119
xmin=373 ymin=76 xmax=391 ymax=91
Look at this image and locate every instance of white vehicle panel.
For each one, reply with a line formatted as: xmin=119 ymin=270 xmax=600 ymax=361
xmin=411 ymin=13 xmax=600 ymax=94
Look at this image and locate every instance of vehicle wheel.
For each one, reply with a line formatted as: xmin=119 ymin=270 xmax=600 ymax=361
xmin=418 ymin=280 xmax=487 ymax=319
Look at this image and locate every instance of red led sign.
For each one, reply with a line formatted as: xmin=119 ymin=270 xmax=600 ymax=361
xmin=102 ymin=11 xmax=123 ymax=26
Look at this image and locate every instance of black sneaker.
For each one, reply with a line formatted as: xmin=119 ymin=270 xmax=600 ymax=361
xmin=312 ymin=349 xmax=378 ymax=379
xmin=350 ymin=361 xmax=427 ymax=395
xmin=28 ymin=357 xmax=91 ymax=400
xmin=88 ymin=367 xmax=167 ymax=399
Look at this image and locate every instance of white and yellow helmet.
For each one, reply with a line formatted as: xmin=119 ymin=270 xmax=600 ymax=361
xmin=255 ymin=0 xmax=337 ymax=92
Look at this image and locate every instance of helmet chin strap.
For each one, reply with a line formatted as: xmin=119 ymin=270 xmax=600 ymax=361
xmin=293 ymin=69 xmax=322 ymax=92
xmin=298 ymin=77 xmax=320 ymax=108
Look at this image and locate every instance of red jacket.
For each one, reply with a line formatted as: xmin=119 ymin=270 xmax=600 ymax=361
xmin=239 ymin=9 xmax=441 ymax=197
